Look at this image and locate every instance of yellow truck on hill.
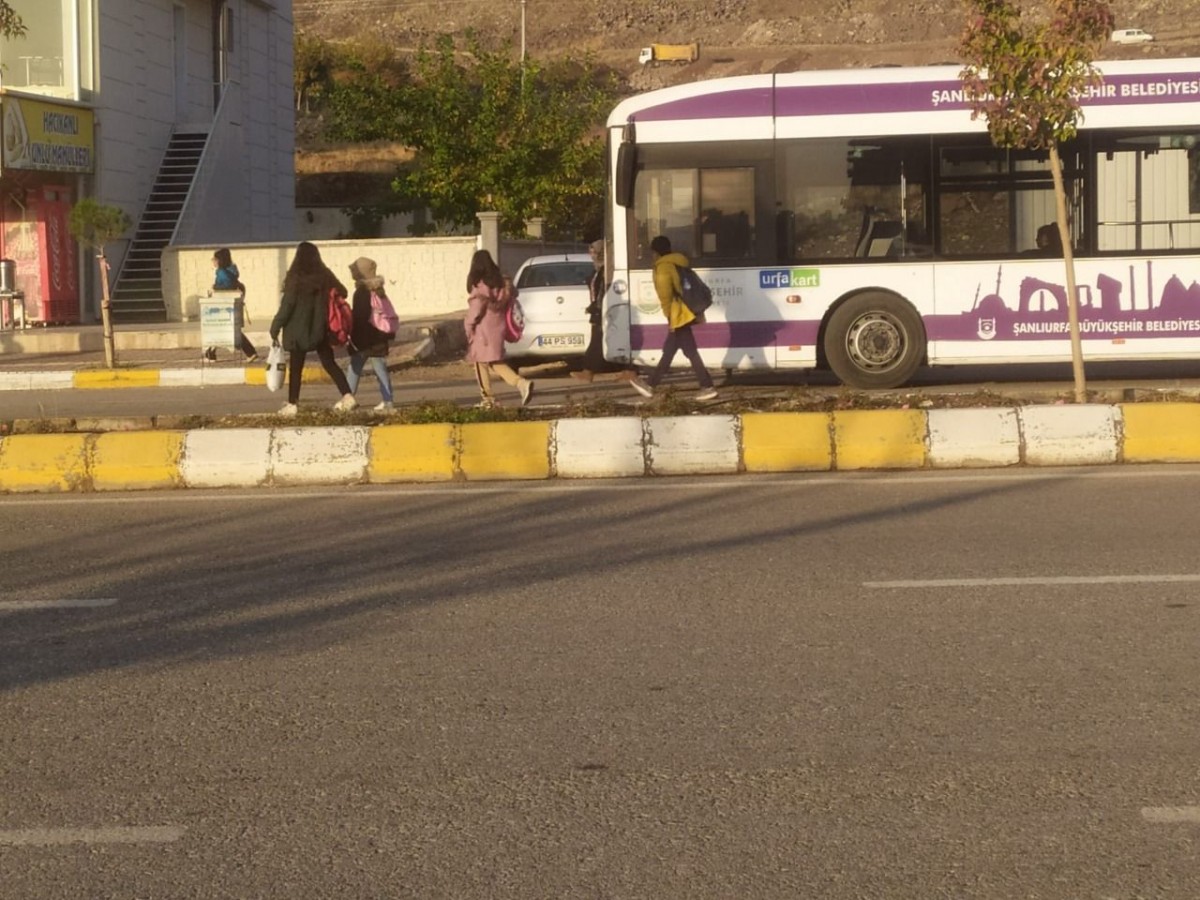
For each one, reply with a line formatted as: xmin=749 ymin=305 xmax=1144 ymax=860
xmin=638 ymin=43 xmax=700 ymax=65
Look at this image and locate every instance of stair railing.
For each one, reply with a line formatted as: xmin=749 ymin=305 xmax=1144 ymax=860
xmin=170 ymin=79 xmax=238 ymax=247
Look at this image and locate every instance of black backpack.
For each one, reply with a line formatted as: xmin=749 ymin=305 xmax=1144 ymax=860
xmin=677 ymin=265 xmax=713 ymax=315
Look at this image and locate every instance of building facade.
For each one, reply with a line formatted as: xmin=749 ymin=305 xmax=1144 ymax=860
xmin=0 ymin=0 xmax=294 ymax=325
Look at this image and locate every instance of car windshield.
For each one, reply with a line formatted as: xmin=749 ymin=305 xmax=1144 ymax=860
xmin=516 ymin=262 xmax=594 ymax=289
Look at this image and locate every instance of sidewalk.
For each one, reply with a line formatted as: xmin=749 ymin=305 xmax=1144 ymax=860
xmin=0 ymin=317 xmax=465 ymax=390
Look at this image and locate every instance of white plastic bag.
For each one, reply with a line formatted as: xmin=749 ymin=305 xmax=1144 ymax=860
xmin=265 ymin=342 xmax=286 ymax=393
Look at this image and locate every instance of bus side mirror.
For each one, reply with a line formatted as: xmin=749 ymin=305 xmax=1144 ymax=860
xmin=616 ymin=142 xmax=637 ymax=208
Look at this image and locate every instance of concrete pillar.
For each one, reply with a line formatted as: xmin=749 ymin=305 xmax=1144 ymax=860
xmin=525 ymin=217 xmax=545 ymax=239
xmin=476 ymin=211 xmax=500 ymax=260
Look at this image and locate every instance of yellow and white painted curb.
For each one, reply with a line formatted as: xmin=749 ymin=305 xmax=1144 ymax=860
xmin=1 ymin=403 xmax=1196 ymax=493
xmin=0 ymin=365 xmax=337 ymax=391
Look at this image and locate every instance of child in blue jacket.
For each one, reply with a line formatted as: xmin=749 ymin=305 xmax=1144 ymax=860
xmin=205 ymin=247 xmax=258 ymax=362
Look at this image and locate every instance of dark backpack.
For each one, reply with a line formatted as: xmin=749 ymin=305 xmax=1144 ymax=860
xmin=327 ymin=288 xmax=354 ymax=346
xmin=677 ymin=265 xmax=713 ymax=315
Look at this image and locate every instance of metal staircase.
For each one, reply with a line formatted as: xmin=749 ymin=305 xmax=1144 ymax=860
xmin=110 ymin=130 xmax=207 ymax=322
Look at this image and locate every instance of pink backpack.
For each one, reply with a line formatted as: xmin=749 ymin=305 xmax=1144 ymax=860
xmin=369 ymin=289 xmax=399 ymax=335
xmin=503 ymin=297 xmax=525 ymax=343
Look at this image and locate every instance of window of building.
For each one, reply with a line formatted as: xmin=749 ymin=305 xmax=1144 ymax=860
xmin=0 ymin=0 xmax=93 ymax=100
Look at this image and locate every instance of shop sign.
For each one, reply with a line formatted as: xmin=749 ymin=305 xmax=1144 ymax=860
xmin=1 ymin=96 xmax=94 ymax=174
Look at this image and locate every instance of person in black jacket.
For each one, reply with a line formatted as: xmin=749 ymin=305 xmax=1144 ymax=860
xmin=268 ymin=241 xmax=356 ymax=417
xmin=570 ymin=239 xmax=646 ymax=390
xmin=344 ymin=256 xmax=396 ymax=412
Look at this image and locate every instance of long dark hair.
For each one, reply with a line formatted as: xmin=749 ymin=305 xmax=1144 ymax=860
xmin=213 ymin=247 xmax=233 ymax=269
xmin=466 ymin=249 xmax=503 ymax=293
xmin=283 ymin=241 xmax=327 ymax=290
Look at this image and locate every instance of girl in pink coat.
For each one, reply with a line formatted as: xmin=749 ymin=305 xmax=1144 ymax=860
xmin=464 ymin=250 xmax=534 ymax=407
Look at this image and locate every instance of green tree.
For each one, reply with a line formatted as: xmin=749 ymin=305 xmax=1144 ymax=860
xmin=294 ymin=32 xmax=335 ymax=112
xmin=387 ymin=35 xmax=619 ymax=237
xmin=959 ymin=0 xmax=1114 ymax=403
xmin=0 ymin=2 xmax=25 ymax=39
xmin=68 ymin=199 xmax=132 ymax=369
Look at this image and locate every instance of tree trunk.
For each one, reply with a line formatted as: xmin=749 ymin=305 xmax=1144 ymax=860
xmin=98 ymin=250 xmax=116 ymax=369
xmin=1049 ymin=143 xmax=1086 ymax=403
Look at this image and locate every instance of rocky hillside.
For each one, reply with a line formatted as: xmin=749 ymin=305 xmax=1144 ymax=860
xmin=295 ymin=0 xmax=1200 ymax=86
xmin=293 ymin=0 xmax=1200 ymax=197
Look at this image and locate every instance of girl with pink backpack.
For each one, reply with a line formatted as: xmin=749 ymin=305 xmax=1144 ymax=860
xmin=344 ymin=256 xmax=397 ymax=412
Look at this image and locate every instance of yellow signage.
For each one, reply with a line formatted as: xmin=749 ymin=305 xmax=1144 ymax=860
xmin=1 ymin=95 xmax=94 ymax=173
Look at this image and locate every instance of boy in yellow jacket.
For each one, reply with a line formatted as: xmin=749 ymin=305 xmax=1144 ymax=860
xmin=629 ymin=235 xmax=718 ymax=400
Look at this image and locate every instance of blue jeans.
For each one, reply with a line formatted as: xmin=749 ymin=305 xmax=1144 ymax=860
xmin=347 ymin=352 xmax=394 ymax=403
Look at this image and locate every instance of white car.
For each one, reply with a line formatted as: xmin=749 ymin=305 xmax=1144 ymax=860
xmin=1111 ymin=28 xmax=1154 ymax=43
xmin=505 ymin=253 xmax=595 ymax=362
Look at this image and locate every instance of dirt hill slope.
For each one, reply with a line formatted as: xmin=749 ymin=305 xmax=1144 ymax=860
xmin=293 ymin=1 xmax=1200 ymax=191
xmin=295 ymin=0 xmax=1200 ymax=82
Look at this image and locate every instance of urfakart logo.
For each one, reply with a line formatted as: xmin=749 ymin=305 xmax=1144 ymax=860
xmin=759 ymin=268 xmax=820 ymax=289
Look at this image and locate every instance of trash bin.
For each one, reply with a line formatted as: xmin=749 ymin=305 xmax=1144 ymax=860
xmin=200 ymin=290 xmax=243 ymax=350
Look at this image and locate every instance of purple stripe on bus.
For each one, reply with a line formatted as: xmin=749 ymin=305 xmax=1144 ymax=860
xmin=630 ymin=321 xmax=820 ymax=351
xmin=625 ymin=72 xmax=1200 ymax=123
xmin=631 ymin=88 xmax=774 ymax=122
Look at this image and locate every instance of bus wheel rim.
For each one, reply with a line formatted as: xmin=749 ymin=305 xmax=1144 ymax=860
xmin=846 ymin=312 xmax=904 ymax=372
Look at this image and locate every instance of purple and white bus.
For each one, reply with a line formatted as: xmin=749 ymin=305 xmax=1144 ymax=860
xmin=602 ymin=58 xmax=1200 ymax=388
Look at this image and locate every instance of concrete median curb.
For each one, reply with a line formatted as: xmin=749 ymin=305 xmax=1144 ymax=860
xmin=4 ymin=402 xmax=1200 ymax=493
xmin=0 ymin=337 xmax=436 ymax=391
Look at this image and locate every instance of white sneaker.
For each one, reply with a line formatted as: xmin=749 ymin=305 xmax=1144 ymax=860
xmin=278 ymin=403 xmax=298 ymax=417
xmin=519 ymin=378 xmax=534 ymax=407
xmin=629 ymin=377 xmax=653 ymax=398
xmin=333 ymin=394 xmax=358 ymax=412
xmin=373 ymin=401 xmax=395 ymax=413
xmin=695 ymin=388 xmax=718 ymax=401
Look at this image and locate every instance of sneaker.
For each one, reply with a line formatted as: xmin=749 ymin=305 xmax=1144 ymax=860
xmin=476 ymin=398 xmax=497 ymax=409
xmin=629 ymin=377 xmax=653 ymax=399
xmin=373 ymin=401 xmax=395 ymax=413
xmin=333 ymin=394 xmax=358 ymax=412
xmin=519 ymin=378 xmax=534 ymax=407
xmin=695 ymin=387 xmax=719 ymax=401
xmin=245 ymin=353 xmax=258 ymax=364
xmin=278 ymin=403 xmax=298 ymax=417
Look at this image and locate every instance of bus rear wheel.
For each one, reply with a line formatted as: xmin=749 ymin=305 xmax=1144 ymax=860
xmin=824 ymin=293 xmax=926 ymax=389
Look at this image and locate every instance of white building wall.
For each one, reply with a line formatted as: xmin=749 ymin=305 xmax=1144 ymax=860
xmin=162 ymin=237 xmax=479 ymax=325
xmin=93 ymin=0 xmax=294 ymax=282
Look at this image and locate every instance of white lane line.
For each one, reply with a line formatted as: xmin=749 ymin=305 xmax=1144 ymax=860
xmin=865 ymin=575 xmax=1200 ymax=589
xmin=0 ymin=826 xmax=185 ymax=846
xmin=0 ymin=598 xmax=118 ymax=611
xmin=1142 ymin=807 xmax=1200 ymax=824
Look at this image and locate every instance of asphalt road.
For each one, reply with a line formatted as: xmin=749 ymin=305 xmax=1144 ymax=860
xmin=3 ymin=469 xmax=1200 ymax=898
xmin=8 ymin=357 xmax=1200 ymax=420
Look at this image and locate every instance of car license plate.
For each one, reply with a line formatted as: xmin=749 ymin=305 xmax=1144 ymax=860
xmin=536 ymin=334 xmax=585 ymax=347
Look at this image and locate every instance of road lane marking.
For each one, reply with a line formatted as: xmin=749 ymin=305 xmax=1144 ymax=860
xmin=864 ymin=575 xmax=1200 ymax=589
xmin=0 ymin=598 xmax=117 ymax=611
xmin=0 ymin=826 xmax=185 ymax=846
xmin=1142 ymin=807 xmax=1200 ymax=823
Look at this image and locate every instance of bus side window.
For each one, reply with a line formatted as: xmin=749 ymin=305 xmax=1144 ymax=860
xmin=775 ymin=211 xmax=796 ymax=263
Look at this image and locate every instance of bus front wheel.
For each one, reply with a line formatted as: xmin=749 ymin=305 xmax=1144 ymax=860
xmin=824 ymin=294 xmax=926 ymax=389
